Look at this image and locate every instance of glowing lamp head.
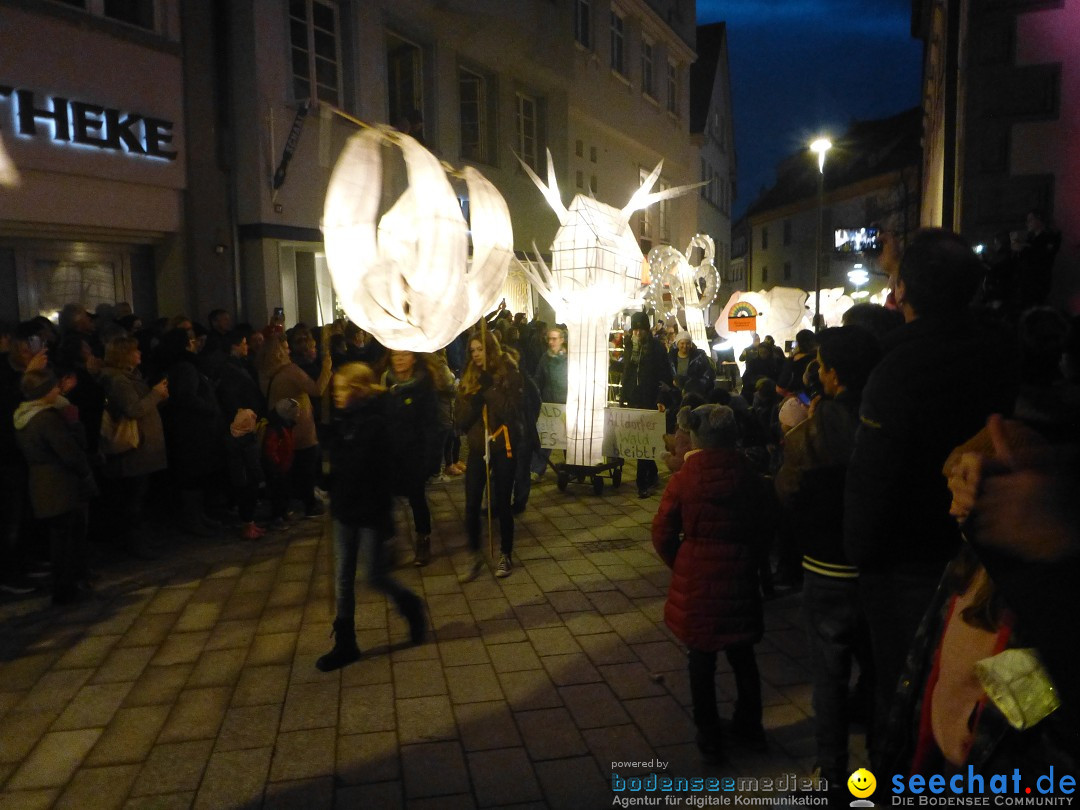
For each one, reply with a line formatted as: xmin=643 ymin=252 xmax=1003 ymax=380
xmin=809 ymin=137 xmax=832 ymax=173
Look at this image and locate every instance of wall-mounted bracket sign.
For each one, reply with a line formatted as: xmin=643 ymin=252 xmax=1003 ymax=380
xmin=0 ymin=86 xmax=177 ymax=161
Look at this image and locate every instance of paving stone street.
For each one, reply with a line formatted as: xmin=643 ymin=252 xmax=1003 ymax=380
xmin=0 ymin=465 xmax=867 ymax=809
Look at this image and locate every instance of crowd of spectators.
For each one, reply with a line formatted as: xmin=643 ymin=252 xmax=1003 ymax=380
xmin=3 ymin=224 xmax=1078 ymax=788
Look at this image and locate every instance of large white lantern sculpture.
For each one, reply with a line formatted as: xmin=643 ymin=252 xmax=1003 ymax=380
xmin=519 ymin=152 xmax=698 ymax=467
xmin=322 ymin=126 xmax=512 ymax=351
xmin=645 ymin=234 xmax=719 ymax=347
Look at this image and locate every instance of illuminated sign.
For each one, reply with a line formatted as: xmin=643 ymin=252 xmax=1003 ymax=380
xmin=728 ymin=301 xmax=758 ymax=332
xmin=0 ymin=86 xmax=177 ymax=161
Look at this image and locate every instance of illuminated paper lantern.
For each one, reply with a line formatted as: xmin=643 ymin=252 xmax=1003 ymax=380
xmin=519 ymin=152 xmax=699 ymax=466
xmin=322 ymin=125 xmax=512 ymax=351
xmin=645 ymin=234 xmax=719 ymax=346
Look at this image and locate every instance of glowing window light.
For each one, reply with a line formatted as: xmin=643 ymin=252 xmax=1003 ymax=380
xmin=321 ymin=126 xmax=512 ymax=351
xmin=518 ymin=150 xmax=700 ymax=466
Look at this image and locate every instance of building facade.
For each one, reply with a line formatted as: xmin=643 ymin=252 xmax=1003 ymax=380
xmin=914 ymin=0 xmax=1079 ymax=309
xmin=210 ymin=0 xmax=704 ymax=329
xmin=742 ymin=108 xmax=921 ymax=301
xmin=3 ymin=0 xmax=705 ymax=332
xmin=689 ymin=22 xmax=735 ymax=286
xmin=0 ymin=0 xmax=186 ymax=324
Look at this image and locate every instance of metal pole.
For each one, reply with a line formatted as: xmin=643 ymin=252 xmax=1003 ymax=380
xmin=814 ymin=168 xmax=824 ymax=331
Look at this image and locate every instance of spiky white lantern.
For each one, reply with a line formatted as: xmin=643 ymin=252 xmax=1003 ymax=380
xmin=322 ymin=126 xmax=512 ymax=351
xmin=519 ymin=152 xmax=699 ymax=466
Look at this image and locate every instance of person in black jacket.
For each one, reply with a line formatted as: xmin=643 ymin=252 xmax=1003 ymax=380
xmin=775 ymin=326 xmax=881 ymax=793
xmin=216 ymin=331 xmax=267 ymax=540
xmin=456 ymin=331 xmax=525 ymax=581
xmin=317 ymin=362 xmax=426 ymax=672
xmin=158 ymin=327 xmax=225 ymax=536
xmin=666 ymin=330 xmax=716 ymax=430
xmin=843 ymin=228 xmax=1018 ymax=769
xmin=620 ymin=311 xmax=668 ymax=498
xmin=382 ymin=351 xmax=440 ymax=566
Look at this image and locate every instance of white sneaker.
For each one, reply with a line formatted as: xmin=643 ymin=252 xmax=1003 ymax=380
xmin=495 ymin=554 xmax=512 ymax=578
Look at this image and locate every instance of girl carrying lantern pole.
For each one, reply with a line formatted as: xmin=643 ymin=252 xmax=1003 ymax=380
xmin=455 ymin=329 xmax=525 ymax=581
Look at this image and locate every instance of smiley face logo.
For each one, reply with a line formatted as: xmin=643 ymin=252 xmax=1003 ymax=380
xmin=848 ymin=768 xmax=877 ymax=799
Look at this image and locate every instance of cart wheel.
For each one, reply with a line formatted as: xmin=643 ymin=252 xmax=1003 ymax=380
xmin=611 ymin=469 xmax=622 ymax=488
xmin=592 ymin=476 xmax=604 ymax=495
xmin=556 ymin=470 xmax=569 ymax=492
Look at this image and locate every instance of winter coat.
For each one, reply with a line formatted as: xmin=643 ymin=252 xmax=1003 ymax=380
xmin=455 ymin=359 xmax=525 ymax=460
xmin=13 ymin=397 xmax=94 ymax=519
xmin=382 ymin=366 xmax=439 ymax=492
xmin=878 ymin=558 xmax=1079 ymax=778
xmin=775 ymin=391 xmax=861 ymax=576
xmin=162 ymin=355 xmax=224 ymax=485
xmin=98 ymin=366 xmax=167 ymax=478
xmin=844 ymin=313 xmax=1018 ymax=577
xmin=534 ymin=350 xmax=568 ymax=404
xmin=262 ymin=361 xmax=330 ymax=451
xmin=620 ymin=335 xmax=668 ymax=409
xmin=652 ymin=447 xmax=765 ymax=651
xmin=777 ymin=353 xmax=814 ymax=394
xmin=329 ymin=395 xmax=393 ymax=533
xmin=216 ymin=355 xmax=265 ymax=421
xmin=667 ymin=346 xmax=715 ymax=394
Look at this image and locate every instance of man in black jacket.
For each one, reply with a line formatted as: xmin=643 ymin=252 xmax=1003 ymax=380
xmin=620 ymin=311 xmax=668 ymax=498
xmin=775 ymin=325 xmax=880 ymax=792
xmin=843 ymin=228 xmax=1018 ymax=768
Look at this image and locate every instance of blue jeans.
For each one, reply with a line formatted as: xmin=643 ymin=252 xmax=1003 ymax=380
xmin=530 ymin=447 xmax=552 ymax=476
xmin=803 ymin=570 xmax=874 ymax=780
xmin=332 ymin=520 xmax=418 ymax=622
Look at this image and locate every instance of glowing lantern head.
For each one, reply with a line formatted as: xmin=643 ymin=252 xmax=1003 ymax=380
xmin=322 ymin=125 xmax=512 ymax=351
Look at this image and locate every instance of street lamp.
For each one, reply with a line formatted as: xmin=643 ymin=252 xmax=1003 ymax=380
xmin=809 ymin=137 xmax=831 ymax=330
xmin=848 ymin=264 xmax=870 ymax=299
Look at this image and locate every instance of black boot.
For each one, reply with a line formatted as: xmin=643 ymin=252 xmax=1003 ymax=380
xmin=396 ymin=592 xmax=428 ymax=645
xmin=315 ymin=618 xmax=361 ymax=672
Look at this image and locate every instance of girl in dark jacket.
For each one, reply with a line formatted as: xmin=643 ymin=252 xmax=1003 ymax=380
xmin=317 ymin=362 xmax=426 ymax=672
xmin=382 ymin=351 xmax=440 ymax=566
xmin=652 ymin=404 xmax=768 ymax=762
xmin=13 ymin=369 xmax=96 ymax=604
xmin=456 ymin=331 xmax=524 ymax=581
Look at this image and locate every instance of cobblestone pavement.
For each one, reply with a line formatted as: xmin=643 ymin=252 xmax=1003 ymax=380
xmin=0 ymin=464 xmax=867 ymax=809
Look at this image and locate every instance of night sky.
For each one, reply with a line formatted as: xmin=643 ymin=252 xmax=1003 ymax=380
xmin=697 ymin=0 xmax=923 ymax=220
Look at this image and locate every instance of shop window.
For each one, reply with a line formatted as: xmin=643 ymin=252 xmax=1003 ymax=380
xmin=575 ymin=139 xmax=584 ymax=157
xmin=290 ymin=0 xmax=341 ymax=106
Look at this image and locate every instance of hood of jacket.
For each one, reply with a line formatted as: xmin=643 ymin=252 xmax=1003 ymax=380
xmin=13 ymin=395 xmax=71 ymax=430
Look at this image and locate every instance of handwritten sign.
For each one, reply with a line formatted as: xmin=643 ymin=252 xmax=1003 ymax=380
xmin=602 ymin=407 xmax=666 ymax=460
xmin=536 ymin=404 xmax=665 ymax=460
xmin=537 ymin=402 xmax=567 ymax=450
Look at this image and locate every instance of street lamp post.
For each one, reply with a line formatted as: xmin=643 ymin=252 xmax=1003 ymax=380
xmin=809 ymin=137 xmax=831 ymax=331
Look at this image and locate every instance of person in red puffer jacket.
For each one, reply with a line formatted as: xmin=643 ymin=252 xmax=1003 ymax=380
xmin=652 ymin=403 xmax=769 ymax=763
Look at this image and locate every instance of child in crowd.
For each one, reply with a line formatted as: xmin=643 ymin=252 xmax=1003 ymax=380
xmin=652 ymin=404 xmax=768 ymax=762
